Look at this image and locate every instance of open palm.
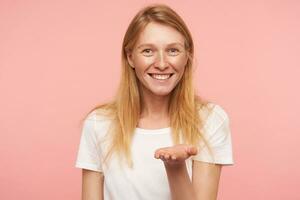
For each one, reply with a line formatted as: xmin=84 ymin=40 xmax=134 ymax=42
xmin=154 ymin=144 xmax=198 ymax=165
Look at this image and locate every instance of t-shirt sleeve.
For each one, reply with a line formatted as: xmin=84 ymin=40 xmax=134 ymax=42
xmin=75 ymin=112 xmax=103 ymax=172
xmin=192 ymin=104 xmax=234 ymax=165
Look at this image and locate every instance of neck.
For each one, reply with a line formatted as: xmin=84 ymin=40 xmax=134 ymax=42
xmin=140 ymin=89 xmax=171 ymax=119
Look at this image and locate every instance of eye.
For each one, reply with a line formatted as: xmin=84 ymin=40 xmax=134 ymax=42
xmin=141 ymin=48 xmax=153 ymax=56
xmin=168 ymin=48 xmax=180 ymax=56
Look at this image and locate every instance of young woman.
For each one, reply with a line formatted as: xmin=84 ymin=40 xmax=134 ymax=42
xmin=75 ymin=3 xmax=234 ymax=200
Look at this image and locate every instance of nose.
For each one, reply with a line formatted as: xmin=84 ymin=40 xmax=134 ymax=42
xmin=154 ymin=50 xmax=168 ymax=70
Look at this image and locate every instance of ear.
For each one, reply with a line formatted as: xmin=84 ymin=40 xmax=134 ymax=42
xmin=126 ymin=50 xmax=135 ymax=69
xmin=185 ymin=51 xmax=190 ymax=65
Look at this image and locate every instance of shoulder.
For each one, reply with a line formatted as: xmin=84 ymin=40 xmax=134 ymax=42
xmin=83 ymin=109 xmax=113 ymax=138
xmin=192 ymin=102 xmax=234 ymax=165
xmin=209 ymin=103 xmax=229 ymax=121
xmin=84 ymin=108 xmax=114 ymax=122
xmin=199 ymin=102 xmax=230 ymax=133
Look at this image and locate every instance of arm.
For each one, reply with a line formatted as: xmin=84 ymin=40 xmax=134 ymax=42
xmin=192 ymin=161 xmax=222 ymax=200
xmin=82 ymin=169 xmax=104 ymax=200
xmin=164 ymin=162 xmax=197 ymax=200
xmin=164 ymin=160 xmax=222 ymax=200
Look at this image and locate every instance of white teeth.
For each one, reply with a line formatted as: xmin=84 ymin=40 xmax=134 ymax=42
xmin=150 ymin=74 xmax=172 ymax=80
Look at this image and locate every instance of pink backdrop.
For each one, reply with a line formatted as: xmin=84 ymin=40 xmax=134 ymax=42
xmin=1 ymin=0 xmax=299 ymax=199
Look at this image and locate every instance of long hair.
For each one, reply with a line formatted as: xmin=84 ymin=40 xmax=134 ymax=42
xmin=80 ymin=3 xmax=215 ymax=169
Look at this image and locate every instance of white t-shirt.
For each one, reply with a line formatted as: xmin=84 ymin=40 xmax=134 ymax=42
xmin=75 ymin=103 xmax=234 ymax=200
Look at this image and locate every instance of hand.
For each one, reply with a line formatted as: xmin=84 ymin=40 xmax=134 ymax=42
xmin=154 ymin=144 xmax=198 ymax=165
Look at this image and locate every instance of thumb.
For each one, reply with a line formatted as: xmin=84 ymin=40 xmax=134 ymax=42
xmin=187 ymin=146 xmax=198 ymax=155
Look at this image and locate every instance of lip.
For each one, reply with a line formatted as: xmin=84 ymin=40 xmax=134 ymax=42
xmin=147 ymin=73 xmax=174 ymax=81
xmin=147 ymin=73 xmax=174 ymax=75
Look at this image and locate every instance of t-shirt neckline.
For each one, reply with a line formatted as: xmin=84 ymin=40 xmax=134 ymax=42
xmin=135 ymin=127 xmax=171 ymax=134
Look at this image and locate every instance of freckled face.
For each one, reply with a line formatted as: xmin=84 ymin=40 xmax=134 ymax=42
xmin=127 ymin=22 xmax=189 ymax=96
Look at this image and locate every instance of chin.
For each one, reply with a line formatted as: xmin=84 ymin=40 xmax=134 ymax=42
xmin=150 ymin=89 xmax=173 ymax=96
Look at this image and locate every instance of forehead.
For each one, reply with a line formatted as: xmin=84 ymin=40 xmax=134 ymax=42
xmin=136 ymin=22 xmax=185 ymax=45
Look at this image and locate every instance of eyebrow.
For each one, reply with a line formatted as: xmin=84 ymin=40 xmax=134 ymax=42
xmin=137 ymin=42 xmax=184 ymax=49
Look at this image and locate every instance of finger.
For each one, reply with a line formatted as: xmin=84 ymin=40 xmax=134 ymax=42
xmin=164 ymin=154 xmax=170 ymax=160
xmin=159 ymin=153 xmax=165 ymax=159
xmin=190 ymin=147 xmax=198 ymax=155
xmin=155 ymin=149 xmax=164 ymax=158
xmin=160 ymin=155 xmax=167 ymax=162
xmin=154 ymin=151 xmax=162 ymax=159
xmin=187 ymin=146 xmax=198 ymax=155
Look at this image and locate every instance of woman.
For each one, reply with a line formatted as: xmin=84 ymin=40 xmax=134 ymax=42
xmin=75 ymin=3 xmax=234 ymax=200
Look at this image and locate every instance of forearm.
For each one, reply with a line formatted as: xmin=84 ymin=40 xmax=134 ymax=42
xmin=164 ymin=162 xmax=197 ymax=200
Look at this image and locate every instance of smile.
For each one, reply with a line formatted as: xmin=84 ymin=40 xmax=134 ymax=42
xmin=148 ymin=73 xmax=174 ymax=80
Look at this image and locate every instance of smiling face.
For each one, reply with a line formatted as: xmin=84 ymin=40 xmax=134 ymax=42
xmin=127 ymin=22 xmax=189 ymax=97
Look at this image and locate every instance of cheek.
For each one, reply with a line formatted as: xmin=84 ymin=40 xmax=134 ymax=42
xmin=134 ymin=56 xmax=155 ymax=69
xmin=133 ymin=57 xmax=153 ymax=79
xmin=169 ymin=55 xmax=188 ymax=71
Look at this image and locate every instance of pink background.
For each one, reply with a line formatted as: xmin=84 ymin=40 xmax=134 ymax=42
xmin=1 ymin=0 xmax=299 ymax=199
